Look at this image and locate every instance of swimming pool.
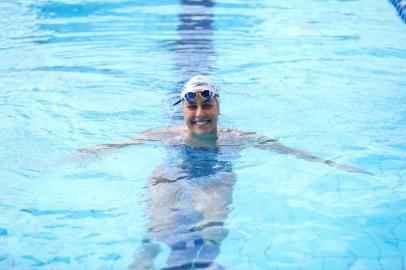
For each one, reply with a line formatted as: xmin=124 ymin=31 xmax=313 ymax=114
xmin=1 ymin=0 xmax=405 ymax=269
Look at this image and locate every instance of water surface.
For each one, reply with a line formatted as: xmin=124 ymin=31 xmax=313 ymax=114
xmin=1 ymin=0 xmax=405 ymax=269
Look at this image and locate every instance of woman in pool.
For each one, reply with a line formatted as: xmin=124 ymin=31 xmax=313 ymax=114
xmin=129 ymin=75 xmax=241 ymax=270
xmin=80 ymin=75 xmax=369 ymax=269
xmin=84 ymin=75 xmax=368 ymax=175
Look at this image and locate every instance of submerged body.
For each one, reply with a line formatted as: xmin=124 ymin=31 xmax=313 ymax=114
xmin=131 ymin=143 xmax=237 ymax=269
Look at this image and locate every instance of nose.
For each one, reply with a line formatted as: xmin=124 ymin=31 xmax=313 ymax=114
xmin=195 ymin=104 xmax=205 ymax=117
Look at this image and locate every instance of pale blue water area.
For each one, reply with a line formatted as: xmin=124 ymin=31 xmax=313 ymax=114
xmin=1 ymin=0 xmax=405 ymax=269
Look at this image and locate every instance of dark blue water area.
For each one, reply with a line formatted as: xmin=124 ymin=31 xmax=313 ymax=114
xmin=21 ymin=255 xmax=71 ymax=266
xmin=0 ymin=228 xmax=8 ymax=237
xmin=99 ymin=252 xmax=121 ymax=261
xmin=31 ymin=1 xmax=158 ymax=19
xmin=21 ymin=208 xmax=123 ymax=219
xmin=164 ymin=144 xmax=236 ymax=180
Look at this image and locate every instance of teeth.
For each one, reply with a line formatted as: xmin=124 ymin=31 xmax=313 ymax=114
xmin=195 ymin=120 xmax=208 ymax=127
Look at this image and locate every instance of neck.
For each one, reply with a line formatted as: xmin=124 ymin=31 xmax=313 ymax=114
xmin=185 ymin=131 xmax=218 ymax=147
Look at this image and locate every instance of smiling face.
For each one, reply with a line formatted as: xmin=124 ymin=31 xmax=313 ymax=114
xmin=182 ymin=94 xmax=219 ymax=137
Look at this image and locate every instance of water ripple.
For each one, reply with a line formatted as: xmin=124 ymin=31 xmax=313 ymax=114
xmin=21 ymin=208 xmax=124 ymax=219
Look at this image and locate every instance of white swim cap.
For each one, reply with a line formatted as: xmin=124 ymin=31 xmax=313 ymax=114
xmin=181 ymin=75 xmax=218 ymax=97
xmin=173 ymin=75 xmax=219 ymax=105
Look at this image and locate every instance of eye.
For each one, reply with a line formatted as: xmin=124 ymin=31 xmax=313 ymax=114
xmin=202 ymin=103 xmax=213 ymax=109
xmin=187 ymin=104 xmax=197 ymax=110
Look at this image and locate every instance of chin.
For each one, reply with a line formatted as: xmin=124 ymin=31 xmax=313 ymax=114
xmin=193 ymin=126 xmax=218 ymax=136
xmin=192 ymin=127 xmax=208 ymax=134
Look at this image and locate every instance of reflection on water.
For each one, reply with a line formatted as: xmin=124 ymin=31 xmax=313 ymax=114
xmin=171 ymin=0 xmax=215 ymax=84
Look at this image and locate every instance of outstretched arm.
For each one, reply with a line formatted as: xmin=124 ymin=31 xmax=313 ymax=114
xmin=75 ymin=132 xmax=154 ymax=155
xmin=74 ymin=126 xmax=184 ymax=157
xmin=223 ymin=128 xmax=372 ymax=175
xmin=76 ymin=140 xmax=138 ymax=155
xmin=256 ymin=138 xmax=372 ymax=175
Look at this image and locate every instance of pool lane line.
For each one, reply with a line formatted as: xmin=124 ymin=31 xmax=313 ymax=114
xmin=389 ymin=0 xmax=406 ymax=23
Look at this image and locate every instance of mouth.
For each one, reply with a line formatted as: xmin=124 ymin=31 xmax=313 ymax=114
xmin=192 ymin=119 xmax=211 ymax=128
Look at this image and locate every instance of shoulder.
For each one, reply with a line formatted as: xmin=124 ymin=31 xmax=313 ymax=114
xmin=218 ymin=128 xmax=263 ymax=138
xmin=131 ymin=125 xmax=186 ymax=144
xmin=217 ymin=128 xmax=270 ymax=146
xmin=134 ymin=125 xmax=185 ymax=136
xmin=165 ymin=125 xmax=187 ymax=134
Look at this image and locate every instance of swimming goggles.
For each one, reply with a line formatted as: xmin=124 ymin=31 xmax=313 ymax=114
xmin=172 ymin=90 xmax=218 ymax=105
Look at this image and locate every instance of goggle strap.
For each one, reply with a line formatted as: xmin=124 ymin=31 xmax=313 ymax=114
xmin=172 ymin=99 xmax=182 ymax=106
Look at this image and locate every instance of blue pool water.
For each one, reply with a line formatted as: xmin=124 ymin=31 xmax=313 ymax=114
xmin=1 ymin=0 xmax=405 ymax=269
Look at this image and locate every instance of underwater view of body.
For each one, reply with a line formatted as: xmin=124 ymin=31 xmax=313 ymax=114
xmin=1 ymin=0 xmax=405 ymax=269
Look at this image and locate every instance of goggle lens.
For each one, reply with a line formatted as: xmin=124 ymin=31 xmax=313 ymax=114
xmin=184 ymin=90 xmax=214 ymax=102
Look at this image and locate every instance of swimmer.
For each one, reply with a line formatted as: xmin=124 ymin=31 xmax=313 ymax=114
xmin=79 ymin=75 xmax=371 ymax=270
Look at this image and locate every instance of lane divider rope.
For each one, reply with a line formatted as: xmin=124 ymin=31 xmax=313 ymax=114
xmin=389 ymin=0 xmax=406 ymax=23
